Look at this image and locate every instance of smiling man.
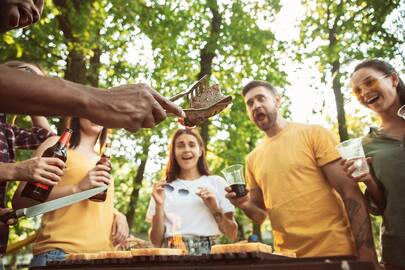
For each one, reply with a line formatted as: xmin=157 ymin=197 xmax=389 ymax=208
xmin=225 ymin=80 xmax=380 ymax=269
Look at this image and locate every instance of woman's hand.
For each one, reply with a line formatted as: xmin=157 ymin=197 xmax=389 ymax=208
xmin=111 ymin=211 xmax=129 ymax=247
xmin=76 ymin=164 xmax=111 ymax=192
xmin=340 ymin=157 xmax=375 ymax=187
xmin=196 ymin=187 xmax=220 ymax=213
xmin=152 ymin=182 xmax=166 ymax=206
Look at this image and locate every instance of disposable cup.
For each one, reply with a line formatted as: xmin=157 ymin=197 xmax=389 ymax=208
xmin=336 ymin=138 xmax=369 ymax=177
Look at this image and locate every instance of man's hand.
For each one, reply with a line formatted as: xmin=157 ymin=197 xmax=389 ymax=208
xmin=0 ymin=0 xmax=44 ymax=33
xmin=225 ymin=186 xmax=250 ymax=208
xmin=111 ymin=211 xmax=129 ymax=247
xmin=225 ymin=186 xmax=267 ymax=225
xmin=14 ymin=157 xmax=65 ymax=186
xmin=89 ymin=84 xmax=185 ymax=132
xmin=0 ymin=208 xmax=17 ymax=226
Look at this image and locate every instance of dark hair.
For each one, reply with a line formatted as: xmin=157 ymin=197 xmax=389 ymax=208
xmin=69 ymin=117 xmax=108 ymax=153
xmin=4 ymin=60 xmax=47 ymax=75
xmin=353 ymin=59 xmax=405 ymax=105
xmin=242 ymin=80 xmax=278 ymax=97
xmin=165 ymin=128 xmax=211 ymax=182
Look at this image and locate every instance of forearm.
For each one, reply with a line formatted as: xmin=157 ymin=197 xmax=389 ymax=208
xmin=149 ymin=205 xmax=165 ymax=247
xmin=212 ymin=211 xmax=238 ymax=241
xmin=339 ymin=185 xmax=378 ymax=262
xmin=364 ymin=180 xmax=385 ymax=212
xmin=240 ymin=202 xmax=267 ymax=225
xmin=0 ymin=163 xmax=18 ymax=182
xmin=46 ymin=184 xmax=79 ymax=201
xmin=0 ymin=65 xmax=94 ymax=117
xmin=30 ymin=116 xmax=52 ymax=131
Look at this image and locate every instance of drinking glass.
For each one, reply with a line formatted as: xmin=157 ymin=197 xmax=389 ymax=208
xmin=221 ymin=164 xmax=247 ymax=197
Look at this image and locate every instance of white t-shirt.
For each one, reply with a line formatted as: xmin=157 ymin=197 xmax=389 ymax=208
xmin=146 ymin=175 xmax=234 ymax=238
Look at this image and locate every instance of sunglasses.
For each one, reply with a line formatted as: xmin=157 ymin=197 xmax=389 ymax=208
xmin=163 ymin=183 xmax=190 ymax=196
xmin=16 ymin=65 xmax=37 ymax=74
xmin=352 ymin=74 xmax=390 ymax=96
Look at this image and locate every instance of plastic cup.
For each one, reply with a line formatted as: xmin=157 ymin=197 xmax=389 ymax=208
xmin=336 ymin=138 xmax=369 ymax=177
xmin=397 ymin=105 xmax=405 ymax=120
xmin=221 ymin=164 xmax=247 ymax=197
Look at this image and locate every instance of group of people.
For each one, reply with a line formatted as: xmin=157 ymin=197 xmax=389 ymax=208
xmin=0 ymin=1 xmax=183 ymax=269
xmin=148 ymin=60 xmax=404 ymax=270
xmin=0 ymin=1 xmax=403 ymax=270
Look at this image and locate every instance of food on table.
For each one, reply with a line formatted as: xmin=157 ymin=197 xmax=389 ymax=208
xmin=130 ymin=248 xmax=187 ymax=256
xmin=210 ymin=242 xmax=273 ymax=254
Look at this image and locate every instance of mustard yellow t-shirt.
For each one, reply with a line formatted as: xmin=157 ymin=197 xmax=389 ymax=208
xmin=33 ymin=149 xmax=115 ymax=254
xmin=246 ymin=123 xmax=355 ymax=257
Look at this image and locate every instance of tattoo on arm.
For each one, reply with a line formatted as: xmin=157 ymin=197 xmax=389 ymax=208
xmin=344 ymin=198 xmax=374 ymax=249
xmin=355 ymin=217 xmax=374 ymax=249
xmin=345 ymin=198 xmax=361 ymax=220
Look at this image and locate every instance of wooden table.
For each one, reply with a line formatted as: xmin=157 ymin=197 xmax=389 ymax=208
xmin=31 ymin=252 xmax=374 ymax=270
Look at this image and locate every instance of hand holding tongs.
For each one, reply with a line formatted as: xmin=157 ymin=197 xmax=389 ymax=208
xmin=166 ymin=75 xmax=232 ymax=126
xmin=169 ymin=75 xmax=208 ymax=103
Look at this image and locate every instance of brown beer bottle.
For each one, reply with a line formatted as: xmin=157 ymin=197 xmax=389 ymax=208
xmin=21 ymin=129 xmax=73 ymax=202
xmin=89 ymin=142 xmax=112 ymax=202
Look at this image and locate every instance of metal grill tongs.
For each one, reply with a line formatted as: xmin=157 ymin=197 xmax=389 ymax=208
xmin=168 ymin=75 xmax=232 ymax=126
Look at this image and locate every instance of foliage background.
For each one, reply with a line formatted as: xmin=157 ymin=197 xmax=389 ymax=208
xmin=0 ymin=0 xmax=404 ymax=266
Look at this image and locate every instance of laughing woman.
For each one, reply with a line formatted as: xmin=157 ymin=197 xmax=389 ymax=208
xmin=345 ymin=59 xmax=405 ymax=270
xmin=147 ymin=128 xmax=237 ymax=255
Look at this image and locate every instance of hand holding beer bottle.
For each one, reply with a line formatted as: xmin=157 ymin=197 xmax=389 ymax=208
xmin=89 ymin=141 xmax=112 ymax=202
xmin=21 ymin=129 xmax=73 ymax=202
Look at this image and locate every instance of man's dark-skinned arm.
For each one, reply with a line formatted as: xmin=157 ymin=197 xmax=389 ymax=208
xmin=0 ymin=65 xmax=185 ymax=132
xmin=225 ymin=187 xmax=267 ymax=224
xmin=322 ymin=159 xmax=380 ymax=269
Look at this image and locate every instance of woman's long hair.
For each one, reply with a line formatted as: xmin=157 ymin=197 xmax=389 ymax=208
xmin=352 ymin=59 xmax=405 ymax=106
xmin=165 ymin=128 xmax=211 ymax=182
xmin=68 ymin=117 xmax=108 ymax=153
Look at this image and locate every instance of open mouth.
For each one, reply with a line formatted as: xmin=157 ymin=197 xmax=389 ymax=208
xmin=181 ymin=156 xmax=193 ymax=161
xmin=254 ymin=112 xmax=267 ymax=122
xmin=366 ymin=95 xmax=380 ymax=105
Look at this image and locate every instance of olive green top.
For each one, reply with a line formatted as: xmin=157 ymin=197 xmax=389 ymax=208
xmin=362 ymin=128 xmax=405 ymax=268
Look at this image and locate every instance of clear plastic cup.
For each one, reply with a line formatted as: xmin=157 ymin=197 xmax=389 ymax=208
xmin=336 ymin=138 xmax=369 ymax=177
xmin=221 ymin=164 xmax=247 ymax=197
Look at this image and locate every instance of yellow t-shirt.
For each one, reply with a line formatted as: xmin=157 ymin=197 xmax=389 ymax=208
xmin=33 ymin=149 xmax=115 ymax=254
xmin=246 ymin=123 xmax=355 ymax=257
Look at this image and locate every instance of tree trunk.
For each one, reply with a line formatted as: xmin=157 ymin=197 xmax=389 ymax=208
xmin=10 ymin=253 xmax=17 ymax=270
xmin=331 ymin=60 xmax=348 ymax=141
xmin=87 ymin=48 xmax=102 ymax=87
xmin=198 ymin=0 xmax=222 ymax=145
xmin=327 ymin=4 xmax=348 ymax=142
xmin=53 ymin=1 xmax=101 ymax=133
xmin=125 ymin=144 xmax=150 ymax=230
